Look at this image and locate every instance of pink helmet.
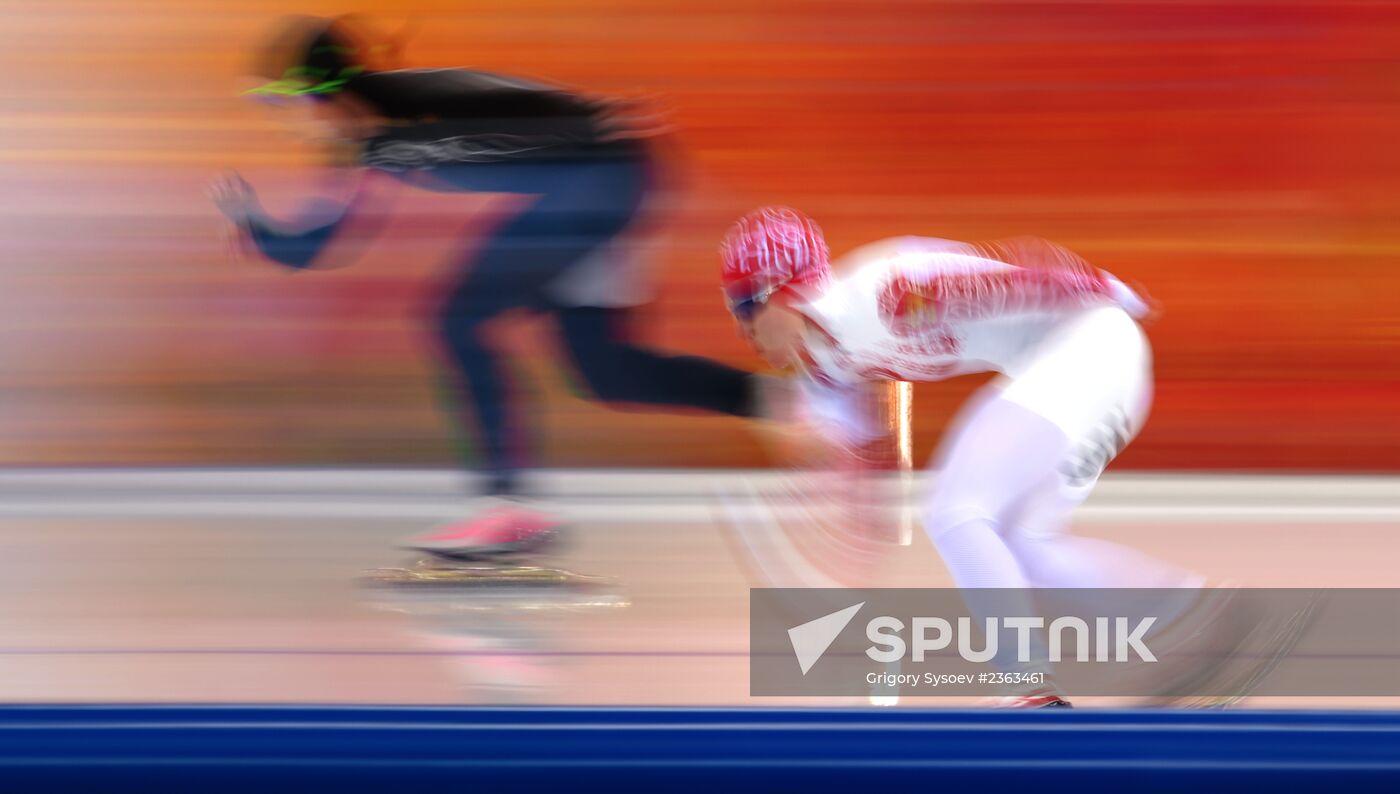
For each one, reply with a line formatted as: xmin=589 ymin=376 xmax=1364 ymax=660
xmin=719 ymin=206 xmax=831 ymax=318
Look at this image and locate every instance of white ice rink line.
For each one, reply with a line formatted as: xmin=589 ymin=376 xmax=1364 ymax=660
xmin=0 ymin=469 xmax=1392 ymax=523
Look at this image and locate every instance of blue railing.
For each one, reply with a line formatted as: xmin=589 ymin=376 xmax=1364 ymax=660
xmin=0 ymin=706 xmax=1397 ymax=791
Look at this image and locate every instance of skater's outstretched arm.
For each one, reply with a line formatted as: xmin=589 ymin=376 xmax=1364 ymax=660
xmin=209 ymin=167 xmax=397 ymax=271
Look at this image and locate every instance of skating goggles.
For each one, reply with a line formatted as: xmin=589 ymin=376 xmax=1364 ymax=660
xmin=725 ymin=281 xmax=786 ymax=321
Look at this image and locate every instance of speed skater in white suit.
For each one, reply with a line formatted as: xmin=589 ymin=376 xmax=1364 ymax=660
xmin=719 ymin=206 xmax=1204 ymax=708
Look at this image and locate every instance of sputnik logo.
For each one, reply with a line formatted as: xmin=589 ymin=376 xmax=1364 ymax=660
xmin=787 ymin=602 xmax=865 ymax=675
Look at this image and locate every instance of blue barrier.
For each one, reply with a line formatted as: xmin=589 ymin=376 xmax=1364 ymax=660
xmin=0 ymin=706 xmax=1397 ymax=792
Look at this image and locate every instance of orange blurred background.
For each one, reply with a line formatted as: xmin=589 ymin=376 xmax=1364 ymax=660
xmin=0 ymin=0 xmax=1396 ymax=470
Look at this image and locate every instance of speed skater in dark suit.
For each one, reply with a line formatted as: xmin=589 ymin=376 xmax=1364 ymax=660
xmin=210 ymin=15 xmax=772 ymax=557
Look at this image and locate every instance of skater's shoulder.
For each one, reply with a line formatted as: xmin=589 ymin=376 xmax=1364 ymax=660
xmin=833 ymin=236 xmax=937 ymax=269
xmin=835 ymin=236 xmax=1007 ymax=283
xmin=356 ymin=68 xmax=563 ymax=96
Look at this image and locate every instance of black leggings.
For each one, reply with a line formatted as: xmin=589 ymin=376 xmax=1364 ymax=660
xmin=432 ymin=156 xmax=755 ymax=494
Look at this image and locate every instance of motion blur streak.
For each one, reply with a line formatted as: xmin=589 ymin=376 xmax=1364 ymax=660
xmin=0 ymin=1 xmax=1396 ymax=472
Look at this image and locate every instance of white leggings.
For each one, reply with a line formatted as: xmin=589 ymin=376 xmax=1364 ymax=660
xmin=922 ymin=308 xmax=1198 ymax=592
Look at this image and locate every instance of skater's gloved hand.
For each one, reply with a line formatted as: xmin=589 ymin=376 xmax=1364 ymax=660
xmin=208 ymin=170 xmax=258 ymax=224
xmin=751 ymin=375 xmax=847 ymax=469
xmin=798 ymin=380 xmax=885 ymax=447
xmin=1103 ymin=274 xmax=1155 ymax=321
xmin=207 ymin=171 xmax=260 ymax=263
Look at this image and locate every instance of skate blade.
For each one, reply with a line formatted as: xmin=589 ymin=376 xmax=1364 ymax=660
xmin=1146 ymin=592 xmax=1323 ymax=709
xmin=362 ymin=559 xmax=612 ymax=589
xmin=361 ymin=559 xmax=628 ymax=613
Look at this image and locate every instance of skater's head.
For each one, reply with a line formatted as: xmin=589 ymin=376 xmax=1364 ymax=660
xmin=241 ymin=15 xmax=404 ymax=141
xmin=720 ymin=206 xmax=830 ymax=368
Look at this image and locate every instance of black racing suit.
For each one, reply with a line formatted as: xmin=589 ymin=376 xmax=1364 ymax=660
xmin=245 ymin=69 xmax=756 ymax=494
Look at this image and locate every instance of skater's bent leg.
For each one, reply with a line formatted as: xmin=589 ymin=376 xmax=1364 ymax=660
xmin=436 ymin=292 xmax=524 ymax=496
xmin=431 ymin=164 xmax=641 ymax=496
xmin=1003 ymin=470 xmax=1203 ymax=636
xmin=1010 ymin=522 xmax=1203 ymax=590
xmin=922 ymin=395 xmax=1073 ymax=590
xmin=557 ymin=305 xmax=761 ymax=417
xmin=921 ymin=396 xmax=1076 ymax=683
